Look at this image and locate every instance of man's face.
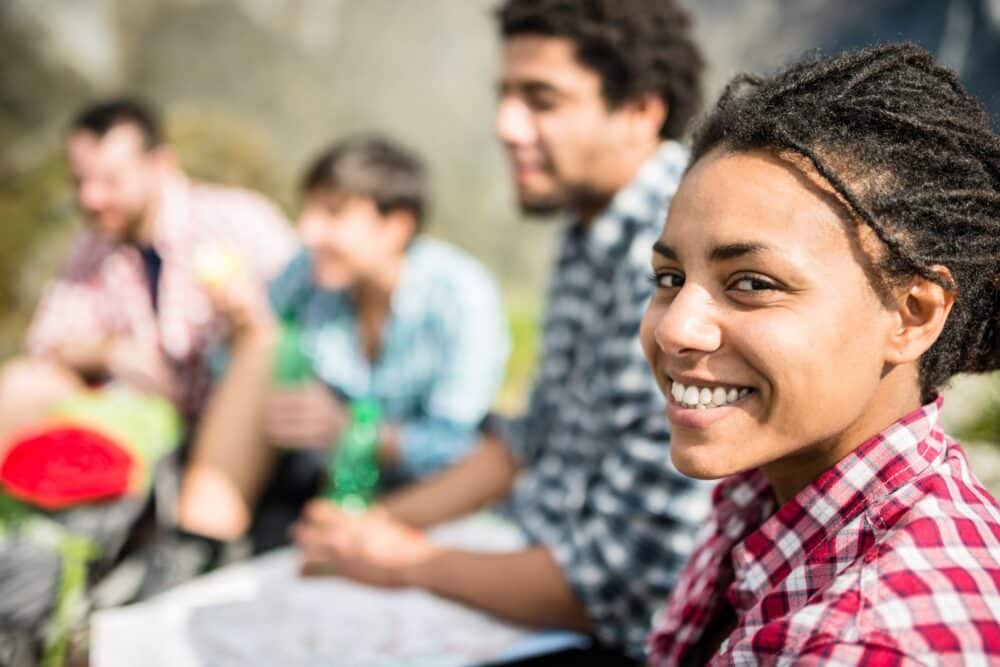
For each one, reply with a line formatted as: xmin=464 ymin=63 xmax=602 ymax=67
xmin=495 ymin=35 xmax=636 ymax=215
xmin=67 ymin=124 xmax=161 ymax=240
xmin=297 ymin=189 xmax=411 ymax=291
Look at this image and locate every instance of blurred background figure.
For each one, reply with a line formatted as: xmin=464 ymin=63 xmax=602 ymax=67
xmin=0 ymin=97 xmax=296 ymax=666
xmin=135 ymin=136 xmax=509 ymax=598
xmin=0 ymin=98 xmax=297 ymax=438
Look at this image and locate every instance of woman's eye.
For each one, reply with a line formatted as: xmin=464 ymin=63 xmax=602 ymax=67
xmin=650 ymin=272 xmax=684 ymax=289
xmin=732 ymin=276 xmax=776 ymax=291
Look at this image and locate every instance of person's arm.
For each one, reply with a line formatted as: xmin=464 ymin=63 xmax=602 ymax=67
xmin=795 ymin=640 xmax=923 ymax=666
xmin=380 ymin=435 xmax=519 ymax=528
xmin=178 ymin=323 xmax=279 ymax=539
xmin=292 ymin=502 xmax=592 ymax=632
xmin=179 ymin=253 xmax=288 ymax=539
xmin=27 ymin=233 xmax=112 ymax=372
xmin=405 ymin=546 xmax=592 ymax=632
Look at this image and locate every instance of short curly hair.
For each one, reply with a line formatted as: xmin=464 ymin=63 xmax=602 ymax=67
xmin=495 ymin=0 xmax=704 ymax=140
xmin=690 ymin=42 xmax=1000 ymax=402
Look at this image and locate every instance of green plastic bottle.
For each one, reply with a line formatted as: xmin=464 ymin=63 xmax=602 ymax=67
xmin=325 ymin=399 xmax=381 ymax=512
xmin=273 ymin=320 xmax=311 ymax=386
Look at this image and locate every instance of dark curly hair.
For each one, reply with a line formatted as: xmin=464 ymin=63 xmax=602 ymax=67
xmin=496 ymin=0 xmax=703 ymax=140
xmin=690 ymin=42 xmax=1000 ymax=402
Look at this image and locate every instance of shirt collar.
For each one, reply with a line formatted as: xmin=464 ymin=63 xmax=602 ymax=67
xmin=386 ymin=237 xmax=430 ymax=319
xmin=572 ymin=140 xmax=688 ymax=267
xmin=150 ymin=172 xmax=194 ymax=255
xmin=727 ymin=397 xmax=947 ymax=608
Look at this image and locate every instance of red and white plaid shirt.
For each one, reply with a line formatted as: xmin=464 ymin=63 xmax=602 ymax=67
xmin=649 ymin=398 xmax=1000 ymax=666
xmin=26 ymin=173 xmax=298 ymax=417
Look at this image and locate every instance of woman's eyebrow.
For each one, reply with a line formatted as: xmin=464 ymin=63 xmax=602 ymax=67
xmin=652 ymin=240 xmax=677 ymax=260
xmin=652 ymin=240 xmax=772 ymax=262
xmin=709 ymin=242 xmax=770 ymax=262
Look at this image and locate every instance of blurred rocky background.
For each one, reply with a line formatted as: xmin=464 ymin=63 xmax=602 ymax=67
xmin=1 ymin=0 xmax=998 ymax=485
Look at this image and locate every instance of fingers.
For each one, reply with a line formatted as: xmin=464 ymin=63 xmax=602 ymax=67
xmin=302 ymin=499 xmax=349 ymax=524
xmin=265 ymin=383 xmax=346 ymax=447
xmin=292 ymin=502 xmax=356 ymax=577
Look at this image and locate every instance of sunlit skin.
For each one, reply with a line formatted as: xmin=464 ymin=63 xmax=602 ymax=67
xmin=66 ymin=124 xmax=169 ymax=244
xmin=297 ymin=189 xmax=412 ymax=294
xmin=495 ymin=35 xmax=664 ymax=220
xmin=639 ymin=148 xmax=953 ymax=503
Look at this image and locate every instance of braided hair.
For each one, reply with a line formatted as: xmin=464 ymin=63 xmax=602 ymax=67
xmin=691 ymin=42 xmax=1000 ymax=403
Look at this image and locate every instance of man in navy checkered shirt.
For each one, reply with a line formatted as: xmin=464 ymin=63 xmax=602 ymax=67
xmin=292 ymin=0 xmax=714 ymax=661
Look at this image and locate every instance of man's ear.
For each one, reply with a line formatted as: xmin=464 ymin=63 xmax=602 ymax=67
xmin=383 ymin=209 xmax=418 ymax=250
xmin=150 ymin=146 xmax=179 ymax=173
xmin=884 ymin=265 xmax=955 ymax=365
xmin=620 ymin=93 xmax=667 ymax=145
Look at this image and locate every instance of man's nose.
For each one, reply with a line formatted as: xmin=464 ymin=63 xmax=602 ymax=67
xmin=77 ymin=181 xmax=108 ymax=213
xmin=495 ymin=97 xmax=536 ymax=147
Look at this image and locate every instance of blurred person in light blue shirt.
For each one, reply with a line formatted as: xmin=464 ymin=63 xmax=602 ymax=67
xmin=143 ymin=137 xmax=509 ymax=593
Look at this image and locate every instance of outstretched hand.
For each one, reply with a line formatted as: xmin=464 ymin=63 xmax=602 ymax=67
xmin=291 ymin=500 xmax=439 ymax=588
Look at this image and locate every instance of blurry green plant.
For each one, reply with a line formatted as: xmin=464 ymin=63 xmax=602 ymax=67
xmin=0 ymin=155 xmax=77 ymax=360
xmin=954 ymin=377 xmax=1000 ymax=446
xmin=496 ymin=292 xmax=542 ymax=414
xmin=167 ymin=107 xmax=293 ymax=211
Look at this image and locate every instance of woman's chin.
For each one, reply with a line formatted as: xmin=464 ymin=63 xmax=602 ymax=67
xmin=670 ymin=440 xmax=741 ymax=481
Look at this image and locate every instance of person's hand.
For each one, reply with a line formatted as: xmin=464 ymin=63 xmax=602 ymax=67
xmin=291 ymin=500 xmax=439 ymax=588
xmin=104 ymin=337 xmax=178 ymax=399
xmin=265 ymin=380 xmax=348 ymax=449
xmin=193 ymin=243 xmax=276 ymax=340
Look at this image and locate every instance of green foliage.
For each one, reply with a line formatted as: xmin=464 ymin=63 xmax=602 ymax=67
xmin=0 ymin=491 xmax=32 ymax=533
xmin=497 ymin=293 xmax=542 ymax=413
xmin=167 ymin=108 xmax=293 ymax=211
xmin=955 ymin=384 xmax=1000 ymax=445
xmin=0 ymin=155 xmax=76 ymax=359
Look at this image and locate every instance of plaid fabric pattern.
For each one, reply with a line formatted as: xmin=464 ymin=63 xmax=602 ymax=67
xmin=27 ymin=174 xmax=298 ymax=417
xmin=649 ymin=398 xmax=1000 ymax=666
xmin=503 ymin=142 xmax=714 ymax=659
xmin=268 ymin=237 xmax=510 ymax=480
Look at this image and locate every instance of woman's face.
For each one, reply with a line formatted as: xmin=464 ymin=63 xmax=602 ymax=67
xmin=640 ymin=149 xmax=912 ymax=495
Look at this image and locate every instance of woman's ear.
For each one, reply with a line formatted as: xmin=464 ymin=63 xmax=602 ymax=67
xmin=884 ymin=265 xmax=955 ymax=365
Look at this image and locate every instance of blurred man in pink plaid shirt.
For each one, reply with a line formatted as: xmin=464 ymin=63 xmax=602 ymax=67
xmin=0 ymin=98 xmax=298 ymax=434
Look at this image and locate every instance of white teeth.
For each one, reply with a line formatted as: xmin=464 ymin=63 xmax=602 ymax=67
xmin=712 ymin=387 xmax=727 ymax=406
xmin=670 ymin=380 xmax=753 ymax=409
xmin=672 ymin=382 xmax=685 ymax=403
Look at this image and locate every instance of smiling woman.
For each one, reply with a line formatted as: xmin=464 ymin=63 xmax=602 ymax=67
xmin=642 ymin=42 xmax=1000 ymax=665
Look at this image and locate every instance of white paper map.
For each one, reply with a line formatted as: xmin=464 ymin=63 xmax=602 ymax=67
xmin=91 ymin=513 xmax=540 ymax=667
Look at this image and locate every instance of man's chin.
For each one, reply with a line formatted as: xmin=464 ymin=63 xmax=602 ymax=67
xmin=517 ymin=192 xmax=566 ymax=217
xmin=310 ymin=267 xmax=352 ymax=292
